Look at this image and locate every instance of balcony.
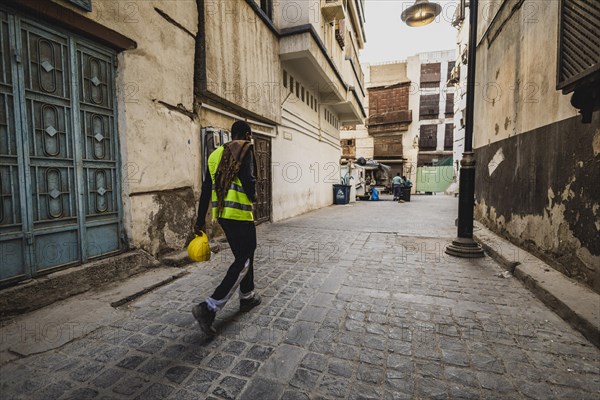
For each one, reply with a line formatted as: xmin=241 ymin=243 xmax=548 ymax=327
xmin=280 ymin=29 xmax=347 ymax=104
xmin=345 ymin=31 xmax=364 ymax=93
xmin=322 ymin=0 xmax=347 ymax=21
xmin=336 ymin=87 xmax=366 ymax=124
xmin=367 ymin=110 xmax=413 ymax=134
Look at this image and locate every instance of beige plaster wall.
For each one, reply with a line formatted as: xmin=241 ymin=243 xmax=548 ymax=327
xmin=473 ymin=0 xmax=578 ymax=149
xmin=204 ymin=0 xmax=281 ymax=123
xmin=369 ymin=63 xmax=409 ymax=87
xmin=273 ymin=113 xmax=342 ymax=222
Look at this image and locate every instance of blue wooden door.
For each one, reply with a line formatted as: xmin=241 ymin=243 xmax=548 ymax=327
xmin=0 ymin=9 xmax=122 ymax=283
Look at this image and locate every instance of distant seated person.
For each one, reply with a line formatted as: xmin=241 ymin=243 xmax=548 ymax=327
xmin=392 ymin=173 xmax=403 ymax=201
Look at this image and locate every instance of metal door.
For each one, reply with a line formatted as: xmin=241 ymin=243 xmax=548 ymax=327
xmin=0 ymin=9 xmax=122 ymax=283
xmin=253 ymin=134 xmax=271 ymax=224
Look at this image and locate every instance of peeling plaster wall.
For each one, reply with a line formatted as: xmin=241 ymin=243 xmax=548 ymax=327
xmin=475 ymin=113 xmax=600 ymax=293
xmin=472 ymin=0 xmax=600 ymax=292
xmin=54 ymin=0 xmax=201 ymax=256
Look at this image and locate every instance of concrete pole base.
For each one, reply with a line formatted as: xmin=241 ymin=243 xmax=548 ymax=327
xmin=445 ymin=237 xmax=485 ymax=258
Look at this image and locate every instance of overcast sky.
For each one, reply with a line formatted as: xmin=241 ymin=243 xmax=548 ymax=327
xmin=360 ymin=0 xmax=460 ymax=64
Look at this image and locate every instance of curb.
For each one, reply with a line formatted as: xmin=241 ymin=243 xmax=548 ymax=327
xmin=474 ymin=222 xmax=600 ymax=348
xmin=0 ymin=250 xmax=160 ymax=320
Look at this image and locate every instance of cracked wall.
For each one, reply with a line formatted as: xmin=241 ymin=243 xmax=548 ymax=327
xmin=472 ymin=0 xmax=600 ymax=293
xmin=474 ymin=113 xmax=600 ymax=293
xmin=56 ymin=0 xmax=201 ymax=255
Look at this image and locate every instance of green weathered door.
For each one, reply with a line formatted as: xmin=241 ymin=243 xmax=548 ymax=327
xmin=0 ymin=9 xmax=122 ymax=283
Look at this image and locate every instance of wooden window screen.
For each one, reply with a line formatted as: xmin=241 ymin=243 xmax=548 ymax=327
xmin=419 ymin=125 xmax=438 ymax=150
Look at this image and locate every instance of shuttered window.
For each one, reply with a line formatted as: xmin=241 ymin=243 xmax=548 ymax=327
xmin=419 ymin=94 xmax=440 ymax=120
xmin=67 ymin=0 xmax=92 ymax=12
xmin=419 ymin=125 xmax=437 ymax=150
xmin=444 ymin=124 xmax=454 ymax=150
xmin=420 ymin=63 xmax=441 ymax=88
xmin=557 ymin=0 xmax=600 ymax=93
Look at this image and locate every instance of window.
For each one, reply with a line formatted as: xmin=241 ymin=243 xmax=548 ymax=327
xmin=67 ymin=0 xmax=92 ymax=12
xmin=296 ymin=82 xmax=300 ymax=97
xmin=447 ymin=61 xmax=456 ymax=83
xmin=283 ymin=70 xmax=288 ymax=88
xmin=557 ymin=0 xmax=600 ymax=122
xmin=420 ymin=63 xmax=441 ymax=89
xmin=419 ymin=94 xmax=440 ymax=120
xmin=444 ymin=124 xmax=454 ymax=150
xmin=301 ymin=86 xmax=305 ymax=102
xmin=260 ymin=0 xmax=273 ymax=20
xmin=445 ymin=93 xmax=454 ymax=117
xmin=419 ymin=125 xmax=438 ymax=150
xmin=289 ymin=76 xmax=294 ymax=93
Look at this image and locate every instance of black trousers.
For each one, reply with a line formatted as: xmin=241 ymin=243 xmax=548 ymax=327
xmin=211 ymin=218 xmax=256 ymax=301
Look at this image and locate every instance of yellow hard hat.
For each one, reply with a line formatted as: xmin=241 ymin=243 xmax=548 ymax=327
xmin=187 ymin=233 xmax=211 ymax=262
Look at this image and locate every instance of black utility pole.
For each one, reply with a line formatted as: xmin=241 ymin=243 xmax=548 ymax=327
xmin=445 ymin=0 xmax=485 ymax=258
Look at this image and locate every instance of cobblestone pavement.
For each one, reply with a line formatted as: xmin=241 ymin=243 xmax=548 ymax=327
xmin=1 ymin=197 xmax=599 ymax=399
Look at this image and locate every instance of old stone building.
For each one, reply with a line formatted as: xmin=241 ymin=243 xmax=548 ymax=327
xmin=0 ymin=0 xmax=367 ymax=287
xmin=0 ymin=0 xmax=200 ymax=285
xmin=468 ymin=0 xmax=600 ymax=292
xmin=200 ymin=0 xmax=366 ymax=223
xmin=341 ymin=50 xmax=456 ymax=193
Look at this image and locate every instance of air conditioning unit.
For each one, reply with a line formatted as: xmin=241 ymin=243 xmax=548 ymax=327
xmin=448 ymin=65 xmax=460 ymax=85
xmin=461 ymin=45 xmax=468 ymax=65
xmin=322 ymin=0 xmax=345 ymax=22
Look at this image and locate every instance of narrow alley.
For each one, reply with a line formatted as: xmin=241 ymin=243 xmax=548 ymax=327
xmin=1 ymin=196 xmax=598 ymax=399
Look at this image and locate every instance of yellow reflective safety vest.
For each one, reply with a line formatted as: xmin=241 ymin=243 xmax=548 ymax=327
xmin=207 ymin=146 xmax=254 ymax=221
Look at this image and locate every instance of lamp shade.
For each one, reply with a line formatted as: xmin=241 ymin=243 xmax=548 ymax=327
xmin=401 ymin=0 xmax=443 ymax=27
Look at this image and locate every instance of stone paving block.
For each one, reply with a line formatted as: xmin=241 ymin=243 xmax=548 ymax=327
xmin=357 ymin=364 xmax=384 ymax=384
xmin=212 ymin=376 xmax=247 ymax=400
xmin=244 ymin=344 xmax=273 ymax=361
xmin=289 ymin=367 xmax=320 ymax=391
xmin=111 ymin=375 xmax=149 ymax=396
xmin=135 ymin=382 xmax=174 ymax=400
xmin=221 ymin=340 xmax=247 ymax=355
xmin=164 ymin=365 xmax=193 ymax=384
xmin=240 ymin=377 xmax=285 ymax=400
xmin=92 ymin=367 xmax=123 ymax=388
xmin=328 ymin=357 xmax=354 ymax=378
xmin=181 ymin=368 xmax=220 ymax=394
xmin=297 ymin=306 xmax=328 ymax=323
xmin=299 ymin=352 xmax=328 ymax=372
xmin=68 ymin=362 xmax=104 ymax=382
xmin=257 ymin=344 xmax=306 ymax=382
xmin=231 ymin=359 xmax=261 ymax=377
xmin=61 ymin=387 xmax=100 ymax=400
xmin=318 ymin=374 xmax=350 ymax=398
xmin=206 ymin=353 xmax=235 ymax=371
xmin=137 ymin=358 xmax=172 ymax=376
xmin=30 ymin=380 xmax=73 ymax=400
xmin=281 ymin=390 xmax=311 ymax=400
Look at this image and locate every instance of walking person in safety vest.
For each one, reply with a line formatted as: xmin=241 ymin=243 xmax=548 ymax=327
xmin=192 ymin=121 xmax=261 ymax=336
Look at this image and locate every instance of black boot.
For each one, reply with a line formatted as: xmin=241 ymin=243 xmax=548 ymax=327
xmin=192 ymin=302 xmax=216 ymax=336
xmin=240 ymin=293 xmax=262 ymax=312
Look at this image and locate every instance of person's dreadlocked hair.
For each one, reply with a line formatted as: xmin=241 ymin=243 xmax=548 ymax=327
xmin=214 ymin=121 xmax=252 ymax=217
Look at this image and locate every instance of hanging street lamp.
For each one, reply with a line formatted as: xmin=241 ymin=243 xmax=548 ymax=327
xmin=402 ymin=0 xmax=485 ymax=258
xmin=401 ymin=0 xmax=443 ymax=27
